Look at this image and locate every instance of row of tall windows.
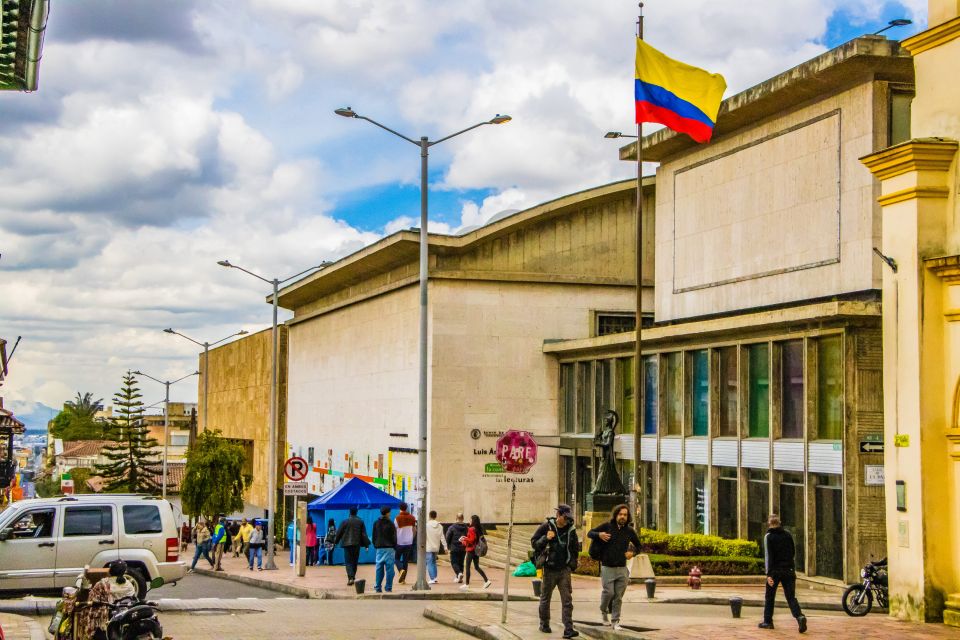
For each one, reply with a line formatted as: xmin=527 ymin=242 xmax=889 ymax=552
xmin=560 ymin=358 xmax=636 ymax=434
xmin=639 ymin=335 xmax=844 ymax=439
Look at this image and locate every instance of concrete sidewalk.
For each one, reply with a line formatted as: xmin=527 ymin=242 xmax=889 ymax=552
xmin=0 ymin=612 xmax=47 ymax=640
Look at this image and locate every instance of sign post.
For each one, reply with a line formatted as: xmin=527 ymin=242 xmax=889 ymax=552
xmin=495 ymin=430 xmax=538 ymax=624
xmin=283 ymin=457 xmax=309 ymax=576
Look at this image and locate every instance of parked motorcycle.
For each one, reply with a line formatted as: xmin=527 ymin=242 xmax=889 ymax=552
xmin=842 ymin=559 xmax=888 ymax=616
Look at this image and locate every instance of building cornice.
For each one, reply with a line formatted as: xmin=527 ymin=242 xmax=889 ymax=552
xmin=860 ymin=138 xmax=958 ymax=180
xmin=926 ymin=254 xmax=960 ymax=283
xmin=877 ymin=185 xmax=950 ymax=206
xmin=901 ymin=15 xmax=960 ymax=56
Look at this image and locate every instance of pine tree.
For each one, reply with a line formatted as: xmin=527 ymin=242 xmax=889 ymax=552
xmin=96 ymin=371 xmax=163 ymax=493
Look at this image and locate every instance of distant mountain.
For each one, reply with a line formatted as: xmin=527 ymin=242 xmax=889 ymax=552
xmin=7 ymin=401 xmax=58 ymax=431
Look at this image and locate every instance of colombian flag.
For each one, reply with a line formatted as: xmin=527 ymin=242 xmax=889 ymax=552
xmin=635 ymin=38 xmax=726 ymax=143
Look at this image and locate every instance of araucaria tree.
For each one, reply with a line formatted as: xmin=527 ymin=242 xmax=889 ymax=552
xmin=96 ymin=371 xmax=162 ymax=493
xmin=181 ymin=430 xmax=251 ymax=519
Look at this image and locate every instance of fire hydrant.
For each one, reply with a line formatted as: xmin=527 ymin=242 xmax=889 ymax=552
xmin=687 ymin=565 xmax=703 ymax=590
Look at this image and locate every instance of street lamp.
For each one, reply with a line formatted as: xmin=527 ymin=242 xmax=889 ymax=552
xmin=335 ymin=106 xmax=511 ymax=591
xmin=873 ymin=18 xmax=912 ymax=35
xmin=163 ymin=328 xmax=248 ymax=433
xmin=217 ymin=259 xmax=331 ymax=570
xmin=604 ymin=131 xmax=638 ymax=139
xmin=132 ymin=370 xmax=200 ymax=500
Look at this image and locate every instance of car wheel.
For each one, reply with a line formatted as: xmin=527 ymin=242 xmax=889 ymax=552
xmin=126 ymin=567 xmax=148 ymax=601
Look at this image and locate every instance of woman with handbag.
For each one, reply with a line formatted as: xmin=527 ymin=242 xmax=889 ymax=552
xmin=459 ymin=514 xmax=492 ymax=590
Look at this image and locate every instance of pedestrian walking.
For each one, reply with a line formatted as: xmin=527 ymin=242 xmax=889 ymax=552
xmin=230 ymin=519 xmax=242 ymax=557
xmin=445 ymin=512 xmax=468 ymax=583
xmin=248 ymin=522 xmax=265 ymax=570
xmin=425 ymin=510 xmax=447 ymax=584
xmin=759 ymin=514 xmax=808 ymax=633
xmin=394 ymin=502 xmax=416 ymax=584
xmin=372 ymin=505 xmax=397 ymax=593
xmin=238 ymin=518 xmax=253 ymax=560
xmin=587 ymin=504 xmax=641 ymax=631
xmin=286 ymin=519 xmax=302 ymax=566
xmin=334 ymin=506 xmax=370 ymax=586
xmin=211 ymin=515 xmax=227 ymax=571
xmin=188 ymin=520 xmax=214 ymax=572
xmin=305 ymin=517 xmax=318 ymax=566
xmin=179 ymin=521 xmax=191 ymax=552
xmin=531 ymin=504 xmax=580 ymax=638
xmin=459 ymin=514 xmax=491 ymax=591
xmin=323 ymin=518 xmax=337 ymax=565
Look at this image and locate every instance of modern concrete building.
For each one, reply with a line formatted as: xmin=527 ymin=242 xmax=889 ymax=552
xmin=548 ymin=36 xmax=914 ymax=585
xmin=0 ymin=0 xmax=49 ymax=91
xmin=861 ymin=0 xmax=960 ymax=625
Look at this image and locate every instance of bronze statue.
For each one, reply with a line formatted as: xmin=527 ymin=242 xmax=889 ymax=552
xmin=592 ymin=409 xmax=627 ymax=496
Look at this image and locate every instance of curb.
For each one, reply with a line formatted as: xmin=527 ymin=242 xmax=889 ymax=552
xmin=663 ymin=596 xmax=844 ymax=612
xmin=192 ymin=567 xmax=313 ymax=598
xmin=0 ymin=612 xmax=48 ymax=640
xmin=0 ymin=600 xmax=57 ymax=616
xmin=423 ymin=606 xmax=522 ymax=640
xmin=360 ymin=591 xmax=536 ymax=601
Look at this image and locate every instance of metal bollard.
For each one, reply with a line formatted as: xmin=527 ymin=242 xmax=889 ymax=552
xmin=644 ymin=578 xmax=656 ymax=599
xmin=354 ymin=578 xmax=366 ymax=595
xmin=729 ymin=596 xmax=743 ymax=618
xmin=532 ymin=579 xmax=542 ymax=598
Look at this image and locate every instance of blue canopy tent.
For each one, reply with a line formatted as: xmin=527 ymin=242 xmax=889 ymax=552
xmin=307 ymin=477 xmax=403 ymax=565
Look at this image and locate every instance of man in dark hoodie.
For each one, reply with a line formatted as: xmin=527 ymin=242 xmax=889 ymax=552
xmin=334 ymin=506 xmax=370 ymax=586
xmin=372 ymin=505 xmax=398 ymax=593
xmin=760 ymin=514 xmax=807 ymax=633
xmin=445 ymin=512 xmax=469 ymax=583
xmin=531 ymin=504 xmax=581 ymax=639
xmin=587 ymin=504 xmax=641 ymax=630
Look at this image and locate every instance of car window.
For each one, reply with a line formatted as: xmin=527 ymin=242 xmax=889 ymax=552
xmin=64 ymin=506 xmax=113 ymax=537
xmin=122 ymin=505 xmax=162 ymax=534
xmin=11 ymin=508 xmax=56 ymax=539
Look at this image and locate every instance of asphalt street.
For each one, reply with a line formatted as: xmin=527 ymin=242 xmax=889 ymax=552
xmin=150 ymin=572 xmax=287 ymax=599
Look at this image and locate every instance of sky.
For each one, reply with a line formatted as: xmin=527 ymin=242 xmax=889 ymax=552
xmin=0 ymin=0 xmax=927 ymax=422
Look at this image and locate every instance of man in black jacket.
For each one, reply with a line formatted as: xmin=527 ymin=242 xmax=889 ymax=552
xmin=445 ymin=512 xmax=468 ymax=583
xmin=760 ymin=514 xmax=807 ymax=633
xmin=334 ymin=506 xmax=370 ymax=586
xmin=531 ymin=504 xmax=581 ymax=638
xmin=372 ymin=505 xmax=398 ymax=593
xmin=587 ymin=504 xmax=641 ymax=630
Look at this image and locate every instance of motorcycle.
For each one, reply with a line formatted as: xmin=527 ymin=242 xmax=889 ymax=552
xmin=842 ymin=559 xmax=888 ymax=616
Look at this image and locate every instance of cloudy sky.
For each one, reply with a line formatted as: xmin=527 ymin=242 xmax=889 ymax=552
xmin=0 ymin=0 xmax=926 ymax=422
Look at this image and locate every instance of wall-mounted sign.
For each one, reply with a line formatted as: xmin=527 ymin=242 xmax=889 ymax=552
xmin=864 ymin=465 xmax=884 ymax=485
xmin=859 ymin=441 xmax=884 ymax=454
xmin=894 ymin=434 xmax=910 ymax=448
xmin=484 ymin=462 xmax=504 ymax=474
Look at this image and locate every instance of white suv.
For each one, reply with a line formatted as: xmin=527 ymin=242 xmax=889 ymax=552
xmin=0 ymin=494 xmax=186 ymax=597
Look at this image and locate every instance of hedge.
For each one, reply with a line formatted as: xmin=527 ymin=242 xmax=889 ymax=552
xmin=573 ymin=552 xmax=763 ymax=577
xmin=637 ymin=528 xmax=760 ymax=558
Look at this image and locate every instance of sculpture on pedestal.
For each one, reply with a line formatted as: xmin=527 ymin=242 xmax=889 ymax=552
xmin=586 ymin=410 xmax=627 ymax=512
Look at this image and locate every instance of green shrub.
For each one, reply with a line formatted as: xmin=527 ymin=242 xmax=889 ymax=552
xmin=575 ymin=553 xmax=599 ymax=576
xmin=637 ymin=528 xmax=759 ymax=558
xmin=572 ymin=552 xmax=763 ymax=577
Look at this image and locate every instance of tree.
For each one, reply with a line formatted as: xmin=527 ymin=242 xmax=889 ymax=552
xmin=95 ymin=372 xmax=162 ymax=493
xmin=181 ymin=430 xmax=251 ymax=519
xmin=48 ymin=391 xmax=106 ymax=441
xmin=64 ymin=392 xmax=103 ymax=419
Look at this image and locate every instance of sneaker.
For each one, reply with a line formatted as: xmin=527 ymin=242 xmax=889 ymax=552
xmin=539 ymin=623 xmax=552 ymax=633
xmin=398 ymin=568 xmax=407 ymax=583
xmin=258 ymin=567 xmax=262 ymax=571
xmin=374 ymin=588 xmax=382 ymax=593
xmin=248 ymin=566 xmax=253 ymax=571
xmin=758 ymin=622 xmax=775 ymax=630
xmin=186 ymin=568 xmax=194 ymax=574
xmin=612 ymin=623 xmax=623 ymax=632
xmin=428 ymin=579 xmax=438 ymax=584
xmin=562 ymin=630 xmax=579 ymax=639
xmin=215 ymin=567 xmax=224 ymax=572
xmin=798 ymin=616 xmax=807 ymax=634
xmin=459 ymin=584 xmax=469 ymax=591
xmin=455 ymin=573 xmax=462 ymax=583
xmin=347 ymin=579 xmax=355 ymax=586
xmin=483 ymin=580 xmax=492 ymax=590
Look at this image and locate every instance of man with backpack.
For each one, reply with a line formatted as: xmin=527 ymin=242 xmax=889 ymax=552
xmin=531 ymin=504 xmax=581 ymax=638
xmin=587 ymin=504 xmax=641 ymax=631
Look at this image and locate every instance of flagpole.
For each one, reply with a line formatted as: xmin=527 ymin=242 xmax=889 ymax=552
xmin=633 ymin=2 xmax=644 ymax=529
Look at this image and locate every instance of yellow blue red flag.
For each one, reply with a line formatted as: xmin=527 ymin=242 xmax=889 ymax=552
xmin=635 ymin=38 xmax=726 ymax=143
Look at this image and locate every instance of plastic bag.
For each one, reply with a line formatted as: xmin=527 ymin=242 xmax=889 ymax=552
xmin=514 ymin=561 xmax=538 ymax=577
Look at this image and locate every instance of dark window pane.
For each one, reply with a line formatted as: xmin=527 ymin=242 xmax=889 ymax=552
xmin=643 ymin=356 xmax=658 ymax=435
xmin=577 ymin=362 xmax=593 ymax=433
xmin=665 ymin=353 xmax=683 ymax=436
xmin=561 ymin=364 xmax=575 ymax=433
xmin=597 ymin=313 xmax=636 ymax=336
xmin=691 ymin=350 xmax=709 ymax=436
xmin=642 ymin=461 xmax=657 ymax=530
xmin=596 ymin=360 xmax=613 ymax=424
xmin=122 ymin=505 xmax=162 ymax=535
xmin=719 ymin=347 xmax=738 ymax=437
xmin=747 ymin=469 xmax=770 ymax=549
xmin=11 ymin=509 xmax=56 ymax=539
xmin=64 ymin=506 xmax=112 ymax=537
xmin=665 ymin=463 xmax=683 ymax=533
xmin=748 ymin=344 xmax=770 ymax=438
xmin=817 ymin=336 xmax=843 ymax=440
xmin=718 ymin=471 xmax=738 ymax=539
xmin=815 ymin=474 xmax=843 ymax=579
xmin=690 ymin=465 xmax=707 ymax=534
xmin=781 ymin=341 xmax=804 ymax=439
xmin=779 ymin=476 xmax=805 ymax=571
xmin=618 ymin=357 xmax=635 ymax=434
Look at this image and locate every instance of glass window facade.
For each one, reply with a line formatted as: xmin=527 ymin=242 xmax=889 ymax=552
xmin=817 ymin=335 xmax=843 ymax=440
xmin=560 ymin=363 xmax=575 ymax=433
xmin=747 ymin=468 xmax=770 ymax=549
xmin=618 ymin=357 xmax=635 ymax=434
xmin=641 ymin=461 xmax=657 ymax=529
xmin=664 ymin=353 xmax=683 ymax=435
xmin=690 ymin=350 xmax=709 ymax=436
xmin=779 ymin=472 xmax=806 ymax=572
xmin=596 ymin=359 xmax=613 ymax=419
xmin=577 ymin=361 xmax=593 ymax=433
xmin=665 ymin=463 xmax=683 ymax=534
xmin=781 ymin=341 xmax=804 ymax=439
xmin=690 ymin=465 xmax=708 ymax=534
xmin=748 ymin=344 xmax=770 ymax=438
xmin=815 ymin=474 xmax=843 ymax=579
xmin=643 ymin=355 xmax=658 ymax=435
xmin=717 ymin=467 xmax=738 ymax=539
xmin=719 ymin=347 xmax=738 ymax=437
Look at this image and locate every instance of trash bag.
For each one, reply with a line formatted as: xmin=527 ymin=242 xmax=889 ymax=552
xmin=514 ymin=561 xmax=538 ymax=577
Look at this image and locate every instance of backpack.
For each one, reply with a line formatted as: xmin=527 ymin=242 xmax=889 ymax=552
xmin=588 ymin=525 xmax=607 ymax=561
xmin=476 ymin=535 xmax=489 ymax=557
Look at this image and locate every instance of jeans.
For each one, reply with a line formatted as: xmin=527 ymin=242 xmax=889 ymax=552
xmin=763 ymin=569 xmax=804 ymax=623
xmin=464 ymin=551 xmax=488 ymax=585
xmin=539 ymin=567 xmax=574 ymax=632
xmin=248 ymin=545 xmax=263 ymax=568
xmin=395 ymin=544 xmax=413 ymax=572
xmin=450 ymin=549 xmax=465 ymax=579
xmin=600 ymin=566 xmax=629 ymax=622
xmin=191 ymin=540 xmax=213 ymax=569
xmin=426 ymin=552 xmax=438 ymax=580
xmin=375 ymin=548 xmax=396 ymax=592
xmin=342 ymin=545 xmax=360 ymax=580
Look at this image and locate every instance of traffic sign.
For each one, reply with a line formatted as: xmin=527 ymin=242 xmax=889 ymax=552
xmin=859 ymin=441 xmax=884 ymax=454
xmin=283 ymin=481 xmax=308 ymax=496
xmin=495 ymin=430 xmax=538 ymax=474
xmin=284 ymin=456 xmax=309 ymax=481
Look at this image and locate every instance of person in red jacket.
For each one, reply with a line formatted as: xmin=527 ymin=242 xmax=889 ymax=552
xmin=459 ymin=514 xmax=491 ymax=590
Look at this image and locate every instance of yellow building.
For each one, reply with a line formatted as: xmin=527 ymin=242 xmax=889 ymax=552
xmin=142 ymin=402 xmax=196 ymax=462
xmin=860 ymin=0 xmax=960 ymax=625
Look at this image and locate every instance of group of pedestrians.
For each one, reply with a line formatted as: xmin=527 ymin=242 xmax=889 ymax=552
xmin=186 ymin=515 xmax=267 ymax=573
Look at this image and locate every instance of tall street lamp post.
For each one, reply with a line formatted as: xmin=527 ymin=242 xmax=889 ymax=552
xmin=163 ymin=328 xmax=248 ymax=433
xmin=334 ymin=107 xmax=511 ymax=591
xmin=132 ymin=370 xmax=199 ymax=500
xmin=217 ymin=259 xmax=330 ymax=570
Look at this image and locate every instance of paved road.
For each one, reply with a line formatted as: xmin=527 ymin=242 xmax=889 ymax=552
xmin=151 ymin=573 xmax=286 ymax=599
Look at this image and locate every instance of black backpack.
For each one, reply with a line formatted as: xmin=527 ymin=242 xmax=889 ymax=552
xmin=588 ymin=525 xmax=607 ymax=561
